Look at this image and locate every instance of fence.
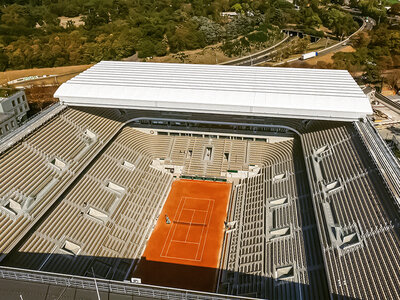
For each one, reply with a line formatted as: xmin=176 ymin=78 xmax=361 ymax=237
xmin=0 ymin=266 xmax=255 ymax=300
xmin=375 ymin=92 xmax=400 ymax=114
xmin=0 ymin=101 xmax=65 ymax=154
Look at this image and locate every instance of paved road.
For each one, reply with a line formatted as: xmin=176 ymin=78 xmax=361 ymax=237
xmin=222 ymin=12 xmax=373 ymax=67
xmin=220 ymin=35 xmax=291 ymax=66
xmin=273 ymin=16 xmax=374 ymax=66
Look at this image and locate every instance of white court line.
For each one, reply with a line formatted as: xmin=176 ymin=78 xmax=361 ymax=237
xmin=158 ymin=255 xmax=201 ymax=262
xmin=194 ymin=199 xmax=211 ymax=260
xmin=184 ymin=209 xmax=196 ymax=242
xmin=171 ymin=240 xmax=201 ymax=245
xmin=160 ymin=197 xmax=186 ymax=257
xmin=164 ymin=198 xmax=187 ymax=256
xmin=183 ymin=197 xmax=214 ymax=209
xmin=196 ymin=199 xmax=215 ymax=261
xmin=161 ymin=196 xmax=215 ymax=261
xmin=181 ymin=208 xmax=209 ymax=213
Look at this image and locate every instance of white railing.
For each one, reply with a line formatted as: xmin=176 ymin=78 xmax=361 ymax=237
xmin=0 ymin=101 xmax=66 ymax=153
xmin=0 ymin=266 xmax=256 ymax=300
xmin=355 ymin=120 xmax=400 ymax=207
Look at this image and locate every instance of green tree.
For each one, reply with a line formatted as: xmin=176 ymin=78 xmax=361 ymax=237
xmin=386 ymin=71 xmax=400 ymax=94
xmin=0 ymin=48 xmax=8 ymax=71
xmin=364 ymin=65 xmax=382 ymax=83
xmin=168 ymin=21 xmax=205 ymax=52
xmin=320 ymin=8 xmax=357 ymax=38
xmin=1 ymin=4 xmax=36 ymax=28
xmin=231 ymin=3 xmax=243 ymax=13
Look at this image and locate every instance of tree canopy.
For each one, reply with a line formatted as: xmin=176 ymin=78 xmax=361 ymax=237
xmin=0 ymin=0 xmax=365 ymax=70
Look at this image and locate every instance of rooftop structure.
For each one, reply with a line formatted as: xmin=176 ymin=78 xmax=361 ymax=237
xmin=0 ymin=88 xmax=29 ymax=138
xmin=55 ymin=61 xmax=372 ymax=122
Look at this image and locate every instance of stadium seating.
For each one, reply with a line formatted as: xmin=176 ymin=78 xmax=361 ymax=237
xmin=0 ymin=107 xmax=125 ymax=261
xmin=115 ymin=127 xmax=272 ymax=178
xmin=2 ymin=105 xmax=400 ymax=300
xmin=301 ymin=122 xmax=400 ymax=299
xmin=3 ymin=124 xmax=275 ymax=280
xmin=218 ymin=139 xmax=329 ymax=299
xmin=8 ymin=126 xmax=173 ymax=279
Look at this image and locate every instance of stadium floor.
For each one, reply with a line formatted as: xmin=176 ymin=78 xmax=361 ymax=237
xmin=133 ymin=179 xmax=231 ymax=292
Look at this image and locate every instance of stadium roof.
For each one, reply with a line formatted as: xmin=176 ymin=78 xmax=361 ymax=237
xmin=54 ymin=61 xmax=372 ymax=121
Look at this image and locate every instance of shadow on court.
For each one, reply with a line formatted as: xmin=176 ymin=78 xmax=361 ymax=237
xmin=133 ymin=256 xmax=219 ymax=292
xmin=0 ymin=252 xmax=360 ymax=299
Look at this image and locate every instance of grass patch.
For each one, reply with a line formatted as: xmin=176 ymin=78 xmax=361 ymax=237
xmin=307 ymin=38 xmax=336 ymax=51
xmin=385 ymin=0 xmax=399 ymax=4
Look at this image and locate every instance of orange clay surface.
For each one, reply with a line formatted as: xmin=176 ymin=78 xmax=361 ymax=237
xmin=134 ymin=179 xmax=231 ymax=292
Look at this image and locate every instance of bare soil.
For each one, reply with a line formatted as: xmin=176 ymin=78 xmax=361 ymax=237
xmin=25 ymin=85 xmax=59 ymax=115
xmin=149 ymin=36 xmax=285 ymax=65
xmin=0 ymin=65 xmax=92 ymax=86
xmin=133 ymin=179 xmax=231 ymax=292
xmin=149 ymin=46 xmax=236 ymax=64
xmin=58 ymin=16 xmax=85 ymax=28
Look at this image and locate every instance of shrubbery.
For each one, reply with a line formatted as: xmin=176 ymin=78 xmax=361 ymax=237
xmin=0 ymin=0 xmax=374 ymax=70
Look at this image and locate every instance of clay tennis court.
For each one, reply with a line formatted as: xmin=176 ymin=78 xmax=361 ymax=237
xmin=133 ymin=179 xmax=231 ymax=291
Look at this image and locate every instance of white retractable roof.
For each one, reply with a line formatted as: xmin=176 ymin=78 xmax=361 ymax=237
xmin=54 ymin=61 xmax=372 ymax=121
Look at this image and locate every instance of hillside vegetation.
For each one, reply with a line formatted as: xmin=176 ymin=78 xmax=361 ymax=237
xmin=0 ymin=0 xmax=363 ymax=71
xmin=285 ymin=0 xmax=400 ymax=91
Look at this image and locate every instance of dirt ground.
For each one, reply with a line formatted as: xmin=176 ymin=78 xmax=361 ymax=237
xmin=377 ymin=69 xmax=400 ymax=96
xmin=149 ymin=35 xmax=285 ymax=64
xmin=25 ymin=85 xmax=59 ymax=115
xmin=0 ymin=64 xmax=92 ymax=86
xmin=58 ymin=16 xmax=85 ymax=28
xmin=381 ymin=86 xmax=398 ymax=96
xmin=0 ymin=65 xmax=92 ymax=114
xmin=149 ymin=46 xmax=231 ymax=64
xmin=134 ymin=179 xmax=231 ymax=292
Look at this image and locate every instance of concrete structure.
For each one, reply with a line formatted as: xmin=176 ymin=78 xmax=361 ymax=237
xmin=55 ymin=61 xmax=372 ymax=122
xmin=220 ymin=12 xmax=239 ymax=18
xmin=0 ymin=88 xmax=29 ymax=138
xmin=362 ymin=86 xmax=375 ymax=103
xmin=1 ymin=63 xmax=400 ymax=300
xmin=0 ymin=266 xmax=249 ymax=300
xmin=0 ymin=113 xmax=15 ymax=137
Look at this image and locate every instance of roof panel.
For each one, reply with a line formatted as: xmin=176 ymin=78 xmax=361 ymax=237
xmin=54 ymin=61 xmax=373 ymax=121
